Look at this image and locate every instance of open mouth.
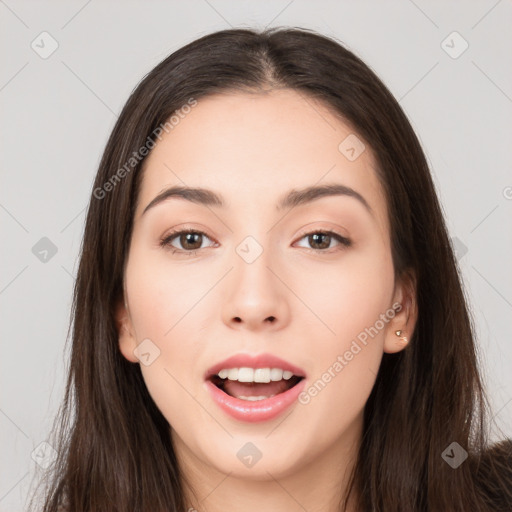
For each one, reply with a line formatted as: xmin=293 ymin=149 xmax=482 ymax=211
xmin=209 ymin=373 xmax=305 ymax=401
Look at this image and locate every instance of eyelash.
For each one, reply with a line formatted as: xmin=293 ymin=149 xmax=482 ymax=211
xmin=159 ymin=228 xmax=352 ymax=256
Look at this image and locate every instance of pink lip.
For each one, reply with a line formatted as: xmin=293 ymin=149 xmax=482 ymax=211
xmin=204 ymin=377 xmax=306 ymax=423
xmin=204 ymin=353 xmax=307 ymax=380
xmin=203 ymin=352 xmax=307 ymax=423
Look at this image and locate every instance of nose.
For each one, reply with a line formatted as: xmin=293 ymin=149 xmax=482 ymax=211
xmin=221 ymin=244 xmax=291 ymax=332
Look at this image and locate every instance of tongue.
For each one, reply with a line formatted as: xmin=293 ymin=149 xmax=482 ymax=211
xmin=223 ymin=379 xmax=292 ymax=398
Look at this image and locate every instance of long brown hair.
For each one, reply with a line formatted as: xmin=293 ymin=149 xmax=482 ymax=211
xmin=32 ymin=27 xmax=511 ymax=511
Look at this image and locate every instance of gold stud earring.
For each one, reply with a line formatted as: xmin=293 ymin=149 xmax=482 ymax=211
xmin=395 ymin=330 xmax=408 ymax=343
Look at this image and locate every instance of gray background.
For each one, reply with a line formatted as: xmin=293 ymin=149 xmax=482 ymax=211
xmin=1 ymin=1 xmax=511 ymax=510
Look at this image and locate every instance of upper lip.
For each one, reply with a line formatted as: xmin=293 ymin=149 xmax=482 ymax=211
xmin=204 ymin=353 xmax=307 ymax=380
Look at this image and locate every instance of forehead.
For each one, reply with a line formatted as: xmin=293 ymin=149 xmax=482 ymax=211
xmin=135 ymin=89 xmax=388 ymax=232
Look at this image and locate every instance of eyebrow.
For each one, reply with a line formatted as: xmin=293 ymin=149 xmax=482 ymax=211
xmin=141 ymin=183 xmax=373 ymax=217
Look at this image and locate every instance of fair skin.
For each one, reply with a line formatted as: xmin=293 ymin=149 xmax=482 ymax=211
xmin=115 ymin=89 xmax=417 ymax=512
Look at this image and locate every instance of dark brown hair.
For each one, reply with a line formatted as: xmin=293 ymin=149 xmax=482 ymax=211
xmin=32 ymin=27 xmax=511 ymax=511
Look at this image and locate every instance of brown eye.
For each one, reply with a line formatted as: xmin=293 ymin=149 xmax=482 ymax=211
xmin=308 ymin=233 xmax=331 ymax=250
xmin=177 ymin=232 xmax=203 ymax=250
xmin=295 ymin=230 xmax=352 ymax=252
xmin=160 ymin=230 xmax=215 ymax=254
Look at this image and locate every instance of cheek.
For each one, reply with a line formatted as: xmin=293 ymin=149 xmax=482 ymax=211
xmin=292 ymin=246 xmax=395 ymax=344
xmin=291 ymin=247 xmax=394 ymax=421
xmin=124 ymin=247 xmax=219 ymax=424
xmin=125 ymin=244 xmax=213 ymax=339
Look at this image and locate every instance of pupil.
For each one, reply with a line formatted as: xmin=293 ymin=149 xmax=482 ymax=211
xmin=182 ymin=233 xmax=201 ymax=250
xmin=310 ymin=233 xmax=330 ymax=249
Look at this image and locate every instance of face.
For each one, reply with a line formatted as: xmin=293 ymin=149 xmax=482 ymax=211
xmin=116 ymin=89 xmax=416 ymax=484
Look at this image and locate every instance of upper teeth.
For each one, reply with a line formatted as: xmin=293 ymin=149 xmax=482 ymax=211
xmin=216 ymin=367 xmax=295 ymax=383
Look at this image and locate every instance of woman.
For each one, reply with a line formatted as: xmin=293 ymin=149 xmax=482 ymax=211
xmin=33 ymin=27 xmax=511 ymax=511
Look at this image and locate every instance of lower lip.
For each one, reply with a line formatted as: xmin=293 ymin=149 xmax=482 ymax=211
xmin=205 ymin=378 xmax=306 ymax=423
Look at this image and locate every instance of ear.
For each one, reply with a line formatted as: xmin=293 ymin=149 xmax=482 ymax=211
xmin=383 ymin=269 xmax=418 ymax=354
xmin=114 ymin=298 xmax=139 ymax=363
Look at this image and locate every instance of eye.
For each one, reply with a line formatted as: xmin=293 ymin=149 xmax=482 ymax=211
xmin=160 ymin=228 xmax=351 ymax=255
xmin=160 ymin=229 xmax=216 ymax=255
xmin=294 ymin=230 xmax=351 ymax=252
